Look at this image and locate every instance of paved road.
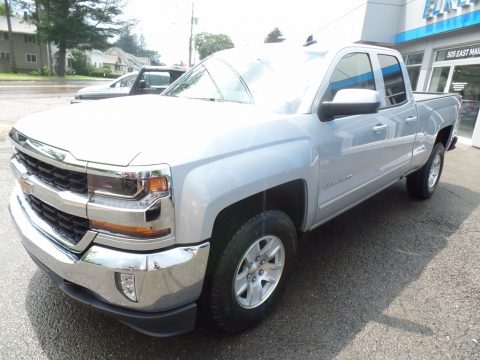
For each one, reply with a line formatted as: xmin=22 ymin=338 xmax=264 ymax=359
xmin=0 ymin=90 xmax=479 ymax=359
xmin=0 ymin=80 xmax=109 ymax=141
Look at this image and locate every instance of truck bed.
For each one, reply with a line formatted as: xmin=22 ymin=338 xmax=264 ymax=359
xmin=413 ymin=92 xmax=460 ymax=102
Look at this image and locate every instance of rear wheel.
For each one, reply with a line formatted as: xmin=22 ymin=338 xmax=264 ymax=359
xmin=205 ymin=210 xmax=296 ymax=332
xmin=406 ymin=142 xmax=445 ymax=199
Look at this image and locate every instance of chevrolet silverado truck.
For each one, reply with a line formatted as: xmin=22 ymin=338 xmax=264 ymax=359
xmin=8 ymin=43 xmax=461 ymax=337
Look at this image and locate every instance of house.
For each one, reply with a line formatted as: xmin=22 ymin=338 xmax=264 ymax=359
xmin=77 ymin=48 xmax=152 ymax=75
xmin=85 ymin=49 xmax=104 ymax=69
xmin=102 ymin=47 xmax=150 ymax=74
xmin=101 ymin=52 xmax=126 ymax=74
xmin=0 ymin=15 xmax=48 ymax=73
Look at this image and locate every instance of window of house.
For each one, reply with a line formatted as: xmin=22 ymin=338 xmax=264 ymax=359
xmin=0 ymin=52 xmax=11 ymax=61
xmin=322 ymin=52 xmax=375 ymax=102
xmin=1 ymin=32 xmax=8 ymax=40
xmin=378 ymin=54 xmax=407 ymax=106
xmin=404 ymin=53 xmax=423 ymax=90
xmin=26 ymin=54 xmax=37 ymax=63
xmin=24 ymin=34 xmax=36 ymax=43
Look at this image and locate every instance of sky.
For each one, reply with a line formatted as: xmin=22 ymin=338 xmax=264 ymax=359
xmin=122 ymin=0 xmax=366 ymax=65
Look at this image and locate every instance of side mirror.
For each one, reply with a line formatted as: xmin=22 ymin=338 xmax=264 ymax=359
xmin=320 ymin=89 xmax=380 ymax=121
xmin=139 ymin=79 xmax=147 ymax=89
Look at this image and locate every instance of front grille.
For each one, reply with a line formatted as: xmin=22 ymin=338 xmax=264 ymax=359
xmin=26 ymin=195 xmax=89 ymax=244
xmin=16 ymin=151 xmax=88 ymax=195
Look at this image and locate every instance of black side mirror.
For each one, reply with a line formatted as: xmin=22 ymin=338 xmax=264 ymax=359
xmin=320 ymin=89 xmax=381 ymax=121
xmin=139 ymin=79 xmax=147 ymax=89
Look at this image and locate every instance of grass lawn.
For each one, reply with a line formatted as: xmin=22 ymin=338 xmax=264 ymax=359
xmin=0 ymin=72 xmax=106 ymax=81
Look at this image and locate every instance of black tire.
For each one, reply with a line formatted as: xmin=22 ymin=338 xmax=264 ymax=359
xmin=204 ymin=210 xmax=297 ymax=333
xmin=406 ymin=142 xmax=445 ymax=199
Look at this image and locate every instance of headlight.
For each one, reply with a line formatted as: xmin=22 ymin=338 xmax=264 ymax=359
xmin=88 ymin=175 xmax=146 ymax=198
xmin=87 ymin=167 xmax=170 ymax=199
xmin=87 ymin=164 xmax=174 ymax=239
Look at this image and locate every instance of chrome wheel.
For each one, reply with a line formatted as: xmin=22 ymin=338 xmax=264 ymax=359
xmin=428 ymin=153 xmax=441 ymax=189
xmin=233 ymin=235 xmax=285 ymax=309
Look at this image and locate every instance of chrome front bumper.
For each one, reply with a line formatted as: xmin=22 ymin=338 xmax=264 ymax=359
xmin=9 ymin=186 xmax=210 ymax=313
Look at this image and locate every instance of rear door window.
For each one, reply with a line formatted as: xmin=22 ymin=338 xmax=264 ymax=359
xmin=378 ymin=54 xmax=407 ymax=106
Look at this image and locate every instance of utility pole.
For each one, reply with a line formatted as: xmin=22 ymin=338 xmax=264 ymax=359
xmin=188 ymin=3 xmax=194 ymax=67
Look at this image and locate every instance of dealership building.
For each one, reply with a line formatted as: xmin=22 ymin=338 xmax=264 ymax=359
xmin=316 ymin=0 xmax=480 ymax=147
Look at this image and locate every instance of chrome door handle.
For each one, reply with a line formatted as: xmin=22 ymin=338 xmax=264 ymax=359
xmin=372 ymin=124 xmax=388 ymax=133
xmin=406 ymin=116 xmax=417 ymax=123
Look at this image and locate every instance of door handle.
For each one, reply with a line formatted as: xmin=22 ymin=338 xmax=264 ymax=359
xmin=372 ymin=124 xmax=388 ymax=133
xmin=406 ymin=116 xmax=417 ymax=123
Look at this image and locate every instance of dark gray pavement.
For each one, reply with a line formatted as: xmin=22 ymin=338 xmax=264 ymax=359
xmin=0 ymin=142 xmax=479 ymax=359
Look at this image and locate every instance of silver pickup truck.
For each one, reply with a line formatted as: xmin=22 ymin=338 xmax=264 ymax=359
xmin=8 ymin=43 xmax=461 ymax=336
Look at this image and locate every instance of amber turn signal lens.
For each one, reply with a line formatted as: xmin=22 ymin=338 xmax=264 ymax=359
xmin=91 ymin=220 xmax=171 ymax=238
xmin=148 ymin=177 xmax=169 ymax=193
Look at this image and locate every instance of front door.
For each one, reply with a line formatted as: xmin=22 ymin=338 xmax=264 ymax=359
xmin=314 ymin=51 xmax=395 ymax=224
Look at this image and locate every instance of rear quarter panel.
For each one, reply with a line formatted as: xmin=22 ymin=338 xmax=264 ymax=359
xmin=411 ymin=94 xmax=461 ymax=169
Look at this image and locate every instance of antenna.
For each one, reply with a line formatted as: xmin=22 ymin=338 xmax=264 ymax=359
xmin=304 ymin=35 xmax=317 ymax=47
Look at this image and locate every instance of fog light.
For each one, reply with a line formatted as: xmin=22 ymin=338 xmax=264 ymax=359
xmin=115 ymin=273 xmax=137 ymax=302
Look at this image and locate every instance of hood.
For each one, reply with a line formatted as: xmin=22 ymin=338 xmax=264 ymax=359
xmin=76 ymin=83 xmax=113 ymax=94
xmin=13 ymin=95 xmax=305 ymax=167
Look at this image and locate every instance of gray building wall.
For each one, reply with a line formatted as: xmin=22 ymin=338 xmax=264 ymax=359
xmin=361 ymin=0 xmax=404 ymax=45
xmin=0 ymin=31 xmax=47 ymax=73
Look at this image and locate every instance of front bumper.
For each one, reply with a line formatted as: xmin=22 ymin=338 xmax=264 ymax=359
xmin=9 ymin=187 xmax=210 ymax=336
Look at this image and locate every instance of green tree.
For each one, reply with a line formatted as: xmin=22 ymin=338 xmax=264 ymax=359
xmin=137 ymin=49 xmax=163 ymax=65
xmin=70 ymin=49 xmax=92 ymax=75
xmin=114 ymin=26 xmax=163 ymax=65
xmin=34 ymin=0 xmax=124 ymax=76
xmin=194 ymin=32 xmax=234 ymax=60
xmin=114 ymin=25 xmax=142 ymax=54
xmin=0 ymin=2 xmax=13 ymax=14
xmin=264 ymin=27 xmax=284 ymax=43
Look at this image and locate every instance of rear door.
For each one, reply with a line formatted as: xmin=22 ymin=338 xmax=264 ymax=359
xmin=371 ymin=52 xmax=418 ymax=179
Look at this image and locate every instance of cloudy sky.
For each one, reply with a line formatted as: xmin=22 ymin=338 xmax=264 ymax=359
xmin=123 ymin=0 xmax=366 ymax=65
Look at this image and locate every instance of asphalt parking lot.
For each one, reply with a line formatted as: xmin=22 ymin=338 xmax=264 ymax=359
xmin=0 ymin=97 xmax=479 ymax=358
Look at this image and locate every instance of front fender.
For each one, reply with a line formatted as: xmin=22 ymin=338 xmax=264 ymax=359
xmin=172 ymin=139 xmax=318 ymax=245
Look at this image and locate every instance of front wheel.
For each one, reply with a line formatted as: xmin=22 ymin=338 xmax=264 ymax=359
xmin=406 ymin=142 xmax=445 ymax=199
xmin=205 ymin=210 xmax=297 ymax=333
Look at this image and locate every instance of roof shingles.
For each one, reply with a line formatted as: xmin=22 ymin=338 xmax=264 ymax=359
xmin=0 ymin=16 xmax=37 ymax=34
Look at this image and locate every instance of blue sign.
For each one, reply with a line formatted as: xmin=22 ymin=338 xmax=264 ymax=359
xmin=396 ymin=9 xmax=480 ymax=43
xmin=423 ymin=0 xmax=478 ymax=19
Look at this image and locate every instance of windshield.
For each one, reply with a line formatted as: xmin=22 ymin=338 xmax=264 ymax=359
xmin=112 ymin=73 xmax=137 ymax=88
xmin=164 ymin=48 xmax=326 ymax=113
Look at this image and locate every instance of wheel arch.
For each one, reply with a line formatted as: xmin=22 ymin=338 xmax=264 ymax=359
xmin=435 ymin=125 xmax=453 ymax=148
xmin=172 ymin=140 xmax=317 ymax=246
